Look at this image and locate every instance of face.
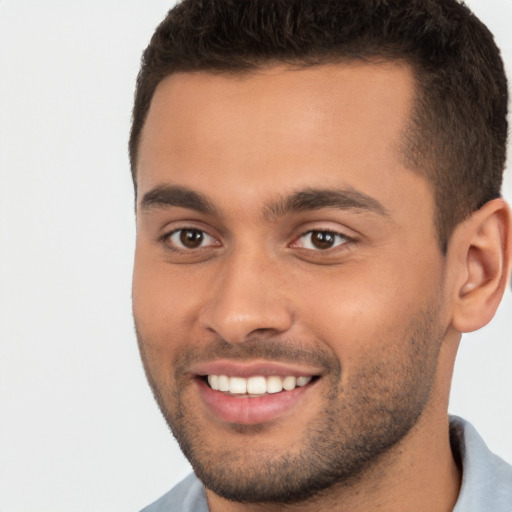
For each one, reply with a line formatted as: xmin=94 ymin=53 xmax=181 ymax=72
xmin=133 ymin=63 xmax=450 ymax=504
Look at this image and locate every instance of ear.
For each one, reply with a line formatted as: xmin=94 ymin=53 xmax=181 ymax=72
xmin=450 ymin=198 xmax=512 ymax=333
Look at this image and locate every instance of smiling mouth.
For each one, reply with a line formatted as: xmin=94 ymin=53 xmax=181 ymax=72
xmin=195 ymin=368 xmax=322 ymax=424
xmin=203 ymin=374 xmax=318 ymax=397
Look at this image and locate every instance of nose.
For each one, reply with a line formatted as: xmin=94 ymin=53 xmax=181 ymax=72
xmin=199 ymin=249 xmax=294 ymax=344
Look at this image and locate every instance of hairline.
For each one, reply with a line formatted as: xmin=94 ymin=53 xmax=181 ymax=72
xmin=132 ymin=56 xmax=427 ymax=178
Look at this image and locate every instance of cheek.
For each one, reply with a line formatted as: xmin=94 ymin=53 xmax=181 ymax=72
xmin=132 ymin=252 xmax=198 ymax=360
xmin=294 ymin=253 xmax=444 ymax=363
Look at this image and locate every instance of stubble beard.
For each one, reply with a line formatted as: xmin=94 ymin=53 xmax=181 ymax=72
xmin=137 ymin=304 xmax=445 ymax=506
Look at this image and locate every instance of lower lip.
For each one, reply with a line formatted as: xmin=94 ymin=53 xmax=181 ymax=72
xmin=196 ymin=378 xmax=316 ymax=425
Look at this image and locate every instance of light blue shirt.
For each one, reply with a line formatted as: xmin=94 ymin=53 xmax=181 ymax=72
xmin=141 ymin=417 xmax=512 ymax=511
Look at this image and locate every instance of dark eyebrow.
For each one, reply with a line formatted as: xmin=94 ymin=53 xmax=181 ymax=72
xmin=264 ymin=187 xmax=389 ymax=219
xmin=140 ymin=184 xmax=388 ymax=220
xmin=140 ymin=185 xmax=215 ymax=214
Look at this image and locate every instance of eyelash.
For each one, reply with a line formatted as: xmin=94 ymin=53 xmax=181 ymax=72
xmin=161 ymin=227 xmax=354 ymax=253
xmin=162 ymin=227 xmax=220 ymax=251
xmin=292 ymin=230 xmax=352 ymax=251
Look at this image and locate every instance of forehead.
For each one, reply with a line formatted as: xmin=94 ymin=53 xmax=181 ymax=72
xmin=136 ymin=62 xmax=432 ymax=224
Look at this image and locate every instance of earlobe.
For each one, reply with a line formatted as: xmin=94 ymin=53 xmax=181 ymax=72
xmin=451 ymin=198 xmax=512 ymax=333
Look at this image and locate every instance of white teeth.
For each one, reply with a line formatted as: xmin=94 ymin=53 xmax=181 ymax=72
xmin=229 ymin=376 xmax=247 ymax=394
xmin=296 ymin=376 xmax=312 ymax=387
xmin=266 ymin=376 xmax=283 ymax=394
xmin=218 ymin=375 xmax=230 ymax=392
xmin=247 ymin=376 xmax=267 ymax=395
xmin=208 ymin=375 xmax=219 ymax=391
xmin=282 ymin=376 xmax=296 ymax=391
xmin=206 ymin=374 xmax=313 ymax=395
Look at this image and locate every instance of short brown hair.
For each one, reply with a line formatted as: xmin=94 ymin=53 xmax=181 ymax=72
xmin=129 ymin=0 xmax=508 ymax=251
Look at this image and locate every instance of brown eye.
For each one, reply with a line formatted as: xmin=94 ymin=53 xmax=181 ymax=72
xmin=167 ymin=228 xmax=219 ymax=250
xmin=310 ymin=231 xmax=336 ymax=249
xmin=180 ymin=229 xmax=204 ymax=248
xmin=295 ymin=230 xmax=348 ymax=251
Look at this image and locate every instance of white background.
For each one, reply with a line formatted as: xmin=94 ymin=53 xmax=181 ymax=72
xmin=0 ymin=1 xmax=511 ymax=511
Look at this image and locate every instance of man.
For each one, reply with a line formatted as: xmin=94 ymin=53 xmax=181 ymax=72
xmin=130 ymin=0 xmax=512 ymax=510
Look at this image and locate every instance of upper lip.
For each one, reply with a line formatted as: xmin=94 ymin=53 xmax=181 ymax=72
xmin=190 ymin=359 xmax=324 ymax=378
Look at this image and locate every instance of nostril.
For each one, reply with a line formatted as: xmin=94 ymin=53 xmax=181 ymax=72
xmin=198 ymin=279 xmax=294 ymax=344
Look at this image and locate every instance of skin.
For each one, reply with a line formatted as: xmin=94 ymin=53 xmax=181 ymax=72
xmin=132 ymin=62 xmax=511 ymax=511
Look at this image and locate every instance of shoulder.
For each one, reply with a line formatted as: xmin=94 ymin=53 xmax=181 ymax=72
xmin=451 ymin=416 xmax=512 ymax=511
xmin=140 ymin=473 xmax=208 ymax=512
